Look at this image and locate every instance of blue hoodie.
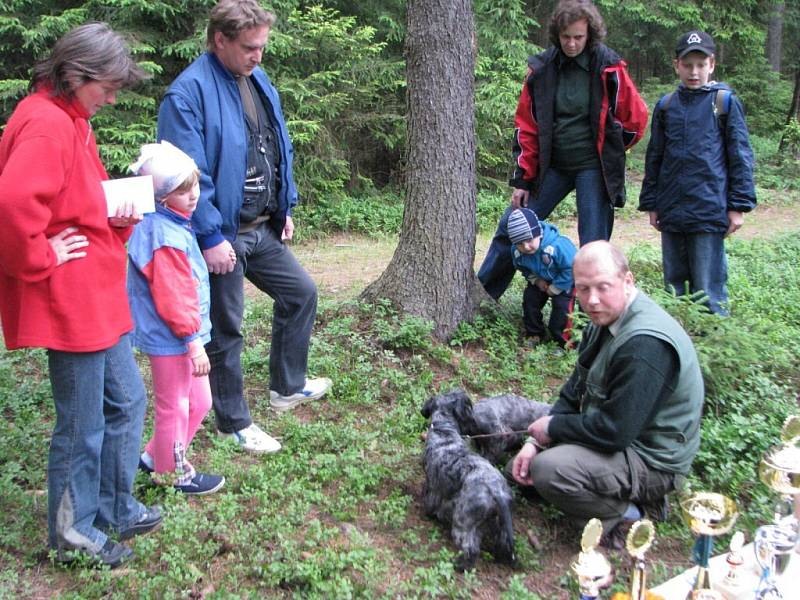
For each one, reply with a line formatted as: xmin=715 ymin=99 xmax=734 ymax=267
xmin=511 ymin=221 xmax=576 ymax=294
xmin=638 ymin=82 xmax=756 ymax=233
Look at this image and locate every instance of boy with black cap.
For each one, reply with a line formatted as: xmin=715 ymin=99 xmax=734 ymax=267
xmin=638 ymin=30 xmax=756 ymax=315
xmin=507 ymin=208 xmax=577 ymax=347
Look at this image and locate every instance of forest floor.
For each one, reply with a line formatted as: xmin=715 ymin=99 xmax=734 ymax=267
xmin=289 ymin=201 xmax=800 ymax=300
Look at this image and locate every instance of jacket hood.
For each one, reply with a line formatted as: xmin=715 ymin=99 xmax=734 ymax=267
xmin=540 ymin=221 xmax=561 ymax=246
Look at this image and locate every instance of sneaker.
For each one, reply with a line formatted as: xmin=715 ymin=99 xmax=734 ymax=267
xmin=56 ymin=539 xmax=134 ymax=569
xmin=119 ymin=505 xmax=163 ymax=541
xmin=174 ymin=473 xmax=225 ymax=496
xmin=220 ymin=423 xmax=281 ymax=454
xmin=269 ymin=377 xmax=332 ymax=412
xmin=138 ymin=457 xmax=153 ymax=475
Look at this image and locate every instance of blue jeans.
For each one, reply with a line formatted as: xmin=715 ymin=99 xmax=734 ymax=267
xmin=207 ymin=222 xmax=318 ymax=433
xmin=478 ymin=168 xmax=612 ymax=299
xmin=47 ymin=334 xmax=147 ymax=553
xmin=661 ymin=231 xmax=729 ymax=315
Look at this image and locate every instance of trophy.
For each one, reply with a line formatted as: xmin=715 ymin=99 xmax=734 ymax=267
xmin=572 ymin=518 xmax=612 ymax=600
xmin=679 ymin=492 xmax=738 ymax=599
xmin=611 ymin=520 xmax=664 ymax=600
xmin=754 ymin=415 xmax=800 ymax=599
xmin=626 ymin=519 xmax=656 ymax=600
xmin=753 ymin=523 xmax=797 ymax=599
xmin=721 ymin=531 xmax=745 ymax=588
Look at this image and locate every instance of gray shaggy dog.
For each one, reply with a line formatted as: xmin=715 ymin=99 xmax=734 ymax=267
xmin=466 ymin=393 xmax=551 ymax=464
xmin=420 ymin=390 xmax=516 ymax=571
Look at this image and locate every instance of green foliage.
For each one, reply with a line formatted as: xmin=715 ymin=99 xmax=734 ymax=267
xmin=1 ymin=230 xmax=799 ymax=595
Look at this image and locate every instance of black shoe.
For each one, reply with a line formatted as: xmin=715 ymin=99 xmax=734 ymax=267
xmin=174 ymin=473 xmax=225 ymax=496
xmin=138 ymin=458 xmax=154 ymax=475
xmin=56 ymin=539 xmax=134 ymax=569
xmin=118 ymin=505 xmax=163 ymax=541
xmin=599 ymin=519 xmax=634 ymax=551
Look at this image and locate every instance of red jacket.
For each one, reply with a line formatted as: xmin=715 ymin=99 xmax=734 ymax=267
xmin=0 ymin=89 xmax=133 ymax=351
xmin=510 ymin=44 xmax=648 ymax=208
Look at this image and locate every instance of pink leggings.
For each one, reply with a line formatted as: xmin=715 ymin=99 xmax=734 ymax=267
xmin=144 ymin=353 xmax=212 ymax=477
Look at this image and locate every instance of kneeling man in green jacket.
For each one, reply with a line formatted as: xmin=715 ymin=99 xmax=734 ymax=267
xmin=511 ymin=241 xmax=704 ymax=548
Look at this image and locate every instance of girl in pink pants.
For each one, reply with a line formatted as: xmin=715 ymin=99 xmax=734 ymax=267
xmin=127 ymin=142 xmax=226 ymax=495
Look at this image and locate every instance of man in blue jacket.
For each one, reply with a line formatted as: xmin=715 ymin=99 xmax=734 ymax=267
xmin=638 ymin=30 xmax=756 ymax=315
xmin=158 ymin=0 xmax=331 ymax=454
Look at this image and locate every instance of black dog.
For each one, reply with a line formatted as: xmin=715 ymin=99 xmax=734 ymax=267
xmin=420 ymin=390 xmax=516 ymax=571
xmin=466 ymin=393 xmax=551 ymax=464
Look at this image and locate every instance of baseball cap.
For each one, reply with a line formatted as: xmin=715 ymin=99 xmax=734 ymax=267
xmin=675 ymin=31 xmax=715 ymax=58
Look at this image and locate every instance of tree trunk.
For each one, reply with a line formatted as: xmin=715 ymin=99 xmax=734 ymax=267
xmin=361 ymin=0 xmax=485 ymax=340
xmin=779 ymin=68 xmax=800 ymax=156
xmin=766 ymin=2 xmax=785 ymax=72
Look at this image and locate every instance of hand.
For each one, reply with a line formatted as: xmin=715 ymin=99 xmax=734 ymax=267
xmin=108 ymin=200 xmax=143 ymax=228
xmin=281 ymin=215 xmax=295 ymax=241
xmin=535 ymin=278 xmax=549 ymax=293
xmin=648 ymin=211 xmax=660 ymax=231
xmin=202 ymin=240 xmax=236 ymax=274
xmin=510 ymin=188 xmax=530 ymax=209
xmin=726 ymin=211 xmax=744 ymax=237
xmin=48 ymin=227 xmax=88 ymax=266
xmin=187 ymin=339 xmax=210 ymax=377
xmin=528 ymin=416 xmax=553 ymax=447
xmin=511 ymin=442 xmax=538 ymax=486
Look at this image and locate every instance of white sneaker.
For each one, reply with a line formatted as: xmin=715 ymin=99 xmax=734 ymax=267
xmin=220 ymin=423 xmax=281 ymax=454
xmin=269 ymin=377 xmax=332 ymax=412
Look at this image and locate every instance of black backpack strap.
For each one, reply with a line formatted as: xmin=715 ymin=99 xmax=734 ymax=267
xmin=656 ymin=92 xmax=674 ymax=129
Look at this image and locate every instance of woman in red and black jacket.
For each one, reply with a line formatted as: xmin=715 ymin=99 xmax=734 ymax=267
xmin=478 ymin=0 xmax=648 ymax=301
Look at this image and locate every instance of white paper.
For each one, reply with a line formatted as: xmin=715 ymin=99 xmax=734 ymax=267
xmin=101 ymin=175 xmax=155 ymax=217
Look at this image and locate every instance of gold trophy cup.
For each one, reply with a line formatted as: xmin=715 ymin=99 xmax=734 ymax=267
xmin=572 ymin=518 xmax=613 ymax=600
xmin=754 ymin=415 xmax=800 ymax=599
xmin=679 ymin=492 xmax=738 ymax=600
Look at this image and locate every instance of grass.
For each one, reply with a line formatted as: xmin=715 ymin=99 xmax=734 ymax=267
xmin=1 ymin=226 xmax=799 ymax=598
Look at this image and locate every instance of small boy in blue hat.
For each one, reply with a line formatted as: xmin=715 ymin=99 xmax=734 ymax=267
xmin=507 ymin=208 xmax=576 ymax=347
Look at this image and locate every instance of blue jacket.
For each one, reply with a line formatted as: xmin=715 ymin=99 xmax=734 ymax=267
xmin=127 ymin=205 xmax=211 ymax=355
xmin=157 ymin=52 xmax=298 ymax=250
xmin=511 ymin=222 xmax=576 ymax=294
xmin=638 ymin=82 xmax=756 ymax=233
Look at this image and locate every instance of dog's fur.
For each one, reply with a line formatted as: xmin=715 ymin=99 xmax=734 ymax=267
xmin=420 ymin=390 xmax=516 ymax=571
xmin=464 ymin=393 xmax=552 ymax=464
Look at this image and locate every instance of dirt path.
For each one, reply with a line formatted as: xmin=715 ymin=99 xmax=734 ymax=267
xmin=286 ymin=202 xmax=799 ymax=300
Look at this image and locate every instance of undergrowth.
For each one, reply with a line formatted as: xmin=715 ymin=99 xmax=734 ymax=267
xmin=0 ymin=233 xmax=798 ymax=598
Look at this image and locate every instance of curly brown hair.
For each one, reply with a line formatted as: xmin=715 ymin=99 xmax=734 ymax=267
xmin=548 ymin=0 xmax=607 ymax=49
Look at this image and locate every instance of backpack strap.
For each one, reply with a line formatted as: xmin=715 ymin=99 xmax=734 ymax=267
xmin=713 ymin=89 xmax=731 ymax=144
xmin=656 ymin=92 xmax=674 ymax=129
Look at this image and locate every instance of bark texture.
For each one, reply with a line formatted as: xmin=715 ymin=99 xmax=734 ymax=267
xmin=362 ymin=0 xmax=485 ymax=339
xmin=766 ymin=2 xmax=785 ymax=72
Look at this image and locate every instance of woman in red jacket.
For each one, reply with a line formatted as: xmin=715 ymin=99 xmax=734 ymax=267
xmin=0 ymin=23 xmax=161 ymax=568
xmin=478 ymin=0 xmax=648 ymax=301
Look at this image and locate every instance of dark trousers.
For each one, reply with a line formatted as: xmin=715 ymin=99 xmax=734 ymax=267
xmin=522 ymin=284 xmax=573 ymax=344
xmin=478 ymin=168 xmax=612 ymax=299
xmin=661 ymin=231 xmax=729 ymax=316
xmin=206 ymin=222 xmax=317 ymax=433
xmin=529 ymin=444 xmax=678 ymax=533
